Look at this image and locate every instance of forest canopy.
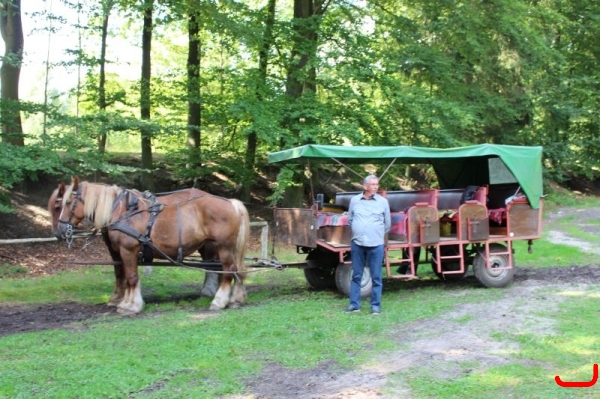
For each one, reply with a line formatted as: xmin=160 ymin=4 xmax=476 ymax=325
xmin=1 ymin=0 xmax=599 ymax=204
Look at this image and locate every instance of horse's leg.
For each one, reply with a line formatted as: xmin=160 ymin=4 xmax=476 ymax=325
xmin=108 ymin=264 xmax=126 ymax=307
xmin=117 ymin=251 xmax=144 ymax=315
xmin=209 ymin=250 xmax=233 ymax=311
xmin=201 ymin=272 xmax=220 ymax=297
xmin=210 ymin=249 xmax=247 ymax=310
xmin=102 ymin=231 xmax=125 ymax=307
xmin=225 ymin=242 xmax=247 ymax=308
xmin=225 ymin=199 xmax=250 ymax=309
xmin=228 ymin=270 xmax=247 ymax=308
xmin=198 ymin=242 xmax=219 ymax=297
xmin=227 ymin=258 xmax=247 ymax=309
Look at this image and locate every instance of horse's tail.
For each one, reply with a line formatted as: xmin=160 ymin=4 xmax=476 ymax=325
xmin=230 ymin=199 xmax=250 ymax=273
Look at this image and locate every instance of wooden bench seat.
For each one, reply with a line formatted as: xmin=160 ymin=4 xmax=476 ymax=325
xmin=438 ymin=186 xmax=487 ymax=219
xmin=333 ymin=189 xmax=439 ymax=244
xmin=438 ymin=186 xmax=489 ymax=240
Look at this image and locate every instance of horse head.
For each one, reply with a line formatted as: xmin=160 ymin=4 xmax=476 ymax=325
xmin=48 ymin=181 xmax=66 ymax=233
xmin=51 ymin=176 xmax=85 ymax=241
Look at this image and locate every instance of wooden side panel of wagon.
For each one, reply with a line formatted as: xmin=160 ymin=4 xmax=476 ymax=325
xmin=507 ymin=201 xmax=543 ymax=239
xmin=274 ymin=208 xmax=317 ymax=248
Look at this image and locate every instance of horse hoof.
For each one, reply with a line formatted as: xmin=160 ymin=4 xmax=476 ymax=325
xmin=227 ymin=302 xmax=241 ymax=309
xmin=209 ymin=304 xmax=223 ymax=311
xmin=117 ymin=307 xmax=139 ymax=316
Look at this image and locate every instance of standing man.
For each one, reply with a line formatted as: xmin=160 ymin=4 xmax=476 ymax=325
xmin=345 ymin=174 xmax=391 ymax=314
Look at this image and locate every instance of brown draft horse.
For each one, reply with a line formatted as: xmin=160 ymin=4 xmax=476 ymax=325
xmin=124 ymin=188 xmax=222 ymax=297
xmin=48 ymin=177 xmax=250 ymax=315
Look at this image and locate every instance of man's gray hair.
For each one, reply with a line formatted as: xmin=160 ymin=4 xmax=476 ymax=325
xmin=363 ymin=174 xmax=379 ymax=184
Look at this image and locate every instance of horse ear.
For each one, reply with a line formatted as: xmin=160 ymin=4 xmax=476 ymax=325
xmin=72 ymin=176 xmax=80 ymax=190
xmin=57 ymin=182 xmax=65 ymax=197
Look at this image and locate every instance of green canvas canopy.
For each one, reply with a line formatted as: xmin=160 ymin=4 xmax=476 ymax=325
xmin=268 ymin=144 xmax=544 ymax=209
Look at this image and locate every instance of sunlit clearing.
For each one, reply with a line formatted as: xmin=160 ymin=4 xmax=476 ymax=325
xmin=213 ymin=172 xmax=232 ymax=184
xmin=559 ymin=336 xmax=600 ymax=355
xmin=191 ymin=313 xmax=219 ymax=321
xmin=479 ymin=373 xmax=521 ymax=388
xmin=558 ymin=290 xmax=600 ymax=298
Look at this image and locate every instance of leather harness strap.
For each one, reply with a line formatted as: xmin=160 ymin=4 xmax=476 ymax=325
xmin=108 ymin=189 xmax=177 ymax=265
xmin=177 ymin=203 xmax=183 ymax=263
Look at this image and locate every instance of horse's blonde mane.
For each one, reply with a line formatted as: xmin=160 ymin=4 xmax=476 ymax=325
xmin=62 ymin=181 xmax=122 ymax=228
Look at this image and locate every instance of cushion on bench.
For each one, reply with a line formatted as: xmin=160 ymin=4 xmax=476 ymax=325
xmin=317 ymin=211 xmax=407 ymax=237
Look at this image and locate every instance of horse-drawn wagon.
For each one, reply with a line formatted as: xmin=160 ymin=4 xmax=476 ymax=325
xmin=47 ymin=143 xmax=543 ymax=314
xmin=268 ymin=144 xmax=544 ymax=297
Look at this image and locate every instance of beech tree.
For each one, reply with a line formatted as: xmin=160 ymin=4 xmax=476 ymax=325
xmin=0 ymin=0 xmax=24 ymax=145
xmin=139 ymin=0 xmax=154 ymax=191
xmin=186 ymin=3 xmax=202 ymax=176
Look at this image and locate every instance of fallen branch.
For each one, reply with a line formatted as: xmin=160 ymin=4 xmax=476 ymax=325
xmin=0 ymin=234 xmax=91 ymax=245
xmin=0 ymin=237 xmax=58 ymax=244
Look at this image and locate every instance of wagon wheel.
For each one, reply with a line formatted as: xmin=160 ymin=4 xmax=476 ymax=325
xmin=430 ymin=245 xmax=467 ymax=281
xmin=304 ymin=248 xmax=338 ymax=289
xmin=334 ymin=262 xmax=372 ymax=298
xmin=473 ymin=243 xmax=514 ymax=288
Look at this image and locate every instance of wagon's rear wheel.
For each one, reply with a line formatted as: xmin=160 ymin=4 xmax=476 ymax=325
xmin=430 ymin=245 xmax=467 ymax=281
xmin=473 ymin=243 xmax=514 ymax=288
xmin=304 ymin=248 xmax=338 ymax=289
xmin=334 ymin=262 xmax=372 ymax=298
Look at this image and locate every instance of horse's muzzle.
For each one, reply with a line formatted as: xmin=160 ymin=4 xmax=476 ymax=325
xmin=53 ymin=224 xmax=70 ymax=241
xmin=53 ymin=230 xmax=66 ymax=241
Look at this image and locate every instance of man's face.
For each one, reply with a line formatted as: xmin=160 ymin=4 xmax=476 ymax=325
xmin=363 ymin=179 xmax=379 ymax=197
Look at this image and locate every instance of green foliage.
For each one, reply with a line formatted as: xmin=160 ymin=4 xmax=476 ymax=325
xmin=267 ymin=166 xmax=303 ymax=205
xmin=0 ymin=143 xmax=62 ymax=190
xmin=9 ymin=0 xmax=600 ymax=194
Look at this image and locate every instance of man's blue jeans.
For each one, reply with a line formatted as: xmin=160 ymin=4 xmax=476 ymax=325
xmin=349 ymin=241 xmax=384 ymax=309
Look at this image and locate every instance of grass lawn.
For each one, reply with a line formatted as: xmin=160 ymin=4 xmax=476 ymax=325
xmin=0 ymin=198 xmax=599 ymax=398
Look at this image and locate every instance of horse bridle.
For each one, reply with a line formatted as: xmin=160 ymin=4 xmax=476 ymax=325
xmin=57 ymin=185 xmax=84 ymax=247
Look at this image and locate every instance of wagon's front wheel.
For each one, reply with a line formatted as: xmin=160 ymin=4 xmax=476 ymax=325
xmin=473 ymin=243 xmax=514 ymax=288
xmin=335 ymin=262 xmax=372 ymax=298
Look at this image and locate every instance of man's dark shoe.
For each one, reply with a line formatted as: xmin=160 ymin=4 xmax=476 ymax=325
xmin=371 ymin=306 xmax=381 ymax=315
xmin=344 ymin=306 xmax=360 ymax=313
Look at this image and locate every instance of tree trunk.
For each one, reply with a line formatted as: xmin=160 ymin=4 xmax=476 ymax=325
xmin=187 ymin=11 xmax=201 ymax=177
xmin=0 ymin=0 xmax=24 ymax=146
xmin=285 ymin=0 xmax=326 ymax=100
xmin=97 ymin=0 xmax=113 ymax=153
xmin=140 ymin=0 xmax=154 ymax=191
xmin=240 ymin=0 xmax=277 ymax=203
xmin=279 ymin=0 xmax=327 ymax=207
